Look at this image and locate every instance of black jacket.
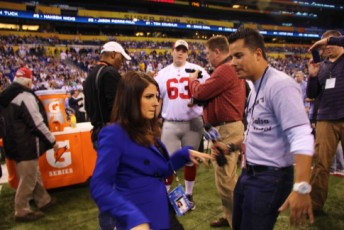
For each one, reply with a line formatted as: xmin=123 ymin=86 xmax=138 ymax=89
xmin=0 ymin=83 xmax=56 ymax=162
xmin=83 ymin=64 xmax=121 ymax=128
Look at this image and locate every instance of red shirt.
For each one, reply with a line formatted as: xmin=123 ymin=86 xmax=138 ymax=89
xmin=189 ymin=61 xmax=246 ymax=125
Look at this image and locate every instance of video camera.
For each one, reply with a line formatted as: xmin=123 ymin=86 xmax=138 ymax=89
xmin=185 ymin=68 xmax=209 ymax=107
xmin=185 ymin=68 xmax=203 ymax=79
xmin=190 ymin=97 xmax=209 ymax=107
xmin=203 ymin=124 xmax=228 ymax=167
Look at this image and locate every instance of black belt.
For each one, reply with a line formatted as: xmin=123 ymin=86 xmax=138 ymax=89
xmin=212 ymin=121 xmax=233 ymax=126
xmin=165 ymin=117 xmax=201 ymax=123
xmin=245 ymin=164 xmax=293 ymax=175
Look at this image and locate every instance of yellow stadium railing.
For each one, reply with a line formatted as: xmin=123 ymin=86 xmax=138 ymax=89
xmin=0 ymin=1 xmax=26 ymax=11
xmin=36 ymin=5 xmax=61 ymax=15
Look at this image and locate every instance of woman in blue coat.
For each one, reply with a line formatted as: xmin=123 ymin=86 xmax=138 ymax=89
xmin=90 ymin=71 xmax=212 ymax=230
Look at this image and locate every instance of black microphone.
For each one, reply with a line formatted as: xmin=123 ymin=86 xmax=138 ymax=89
xmin=203 ymin=124 xmax=228 ymax=167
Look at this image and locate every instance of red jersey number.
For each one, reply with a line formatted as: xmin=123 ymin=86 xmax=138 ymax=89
xmin=166 ymin=77 xmax=191 ymax=99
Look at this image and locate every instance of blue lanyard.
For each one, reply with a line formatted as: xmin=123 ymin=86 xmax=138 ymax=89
xmin=245 ymin=66 xmax=269 ymax=138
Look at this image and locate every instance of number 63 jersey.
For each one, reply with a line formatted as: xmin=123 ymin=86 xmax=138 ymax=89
xmin=155 ymin=62 xmax=210 ymax=121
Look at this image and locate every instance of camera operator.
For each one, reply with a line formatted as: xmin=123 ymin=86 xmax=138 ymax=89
xmin=155 ymin=40 xmax=210 ymax=209
xmin=189 ymin=36 xmax=246 ymax=228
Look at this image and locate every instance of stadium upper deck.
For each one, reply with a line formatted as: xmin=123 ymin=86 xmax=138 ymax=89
xmin=0 ymin=0 xmax=343 ymax=44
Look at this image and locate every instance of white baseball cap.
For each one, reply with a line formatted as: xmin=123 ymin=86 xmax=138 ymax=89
xmin=101 ymin=41 xmax=131 ymax=60
xmin=174 ymin=40 xmax=189 ymax=50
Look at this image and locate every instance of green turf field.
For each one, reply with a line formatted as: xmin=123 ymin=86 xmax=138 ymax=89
xmin=0 ymin=164 xmax=343 ymax=230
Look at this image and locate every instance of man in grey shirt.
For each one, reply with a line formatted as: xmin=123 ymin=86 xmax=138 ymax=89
xmin=213 ymin=28 xmax=314 ymax=230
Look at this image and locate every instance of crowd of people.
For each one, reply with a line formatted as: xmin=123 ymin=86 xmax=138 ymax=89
xmin=0 ymin=34 xmax=311 ymax=94
xmin=1 ymin=31 xmax=344 ymax=230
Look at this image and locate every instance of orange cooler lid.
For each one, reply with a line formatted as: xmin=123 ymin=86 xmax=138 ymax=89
xmin=35 ymin=89 xmax=67 ymax=96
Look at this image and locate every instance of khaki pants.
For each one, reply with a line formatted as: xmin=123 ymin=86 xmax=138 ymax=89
xmin=15 ymin=159 xmax=51 ymax=216
xmin=213 ymin=121 xmax=244 ymax=227
xmin=310 ymin=120 xmax=344 ymax=210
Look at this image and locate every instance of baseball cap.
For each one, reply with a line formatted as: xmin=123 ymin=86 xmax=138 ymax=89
xmin=101 ymin=41 xmax=131 ymax=60
xmin=174 ymin=40 xmax=189 ymax=50
xmin=15 ymin=67 xmax=33 ymax=79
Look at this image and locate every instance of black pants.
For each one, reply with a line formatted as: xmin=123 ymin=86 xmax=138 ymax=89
xmin=169 ymin=203 xmax=185 ymax=230
xmin=98 ymin=206 xmax=184 ymax=230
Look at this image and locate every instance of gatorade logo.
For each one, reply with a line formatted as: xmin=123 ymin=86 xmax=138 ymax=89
xmin=49 ymin=101 xmax=60 ymax=114
xmin=46 ymin=140 xmax=72 ymax=168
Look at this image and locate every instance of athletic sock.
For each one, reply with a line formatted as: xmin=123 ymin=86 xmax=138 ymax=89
xmin=184 ymin=180 xmax=195 ymax=195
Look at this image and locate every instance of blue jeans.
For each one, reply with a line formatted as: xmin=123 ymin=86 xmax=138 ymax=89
xmin=233 ymin=167 xmax=293 ymax=230
xmin=98 ymin=211 xmax=116 ymax=230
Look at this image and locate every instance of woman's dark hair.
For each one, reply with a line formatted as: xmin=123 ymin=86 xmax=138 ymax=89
xmin=228 ymin=27 xmax=267 ymax=60
xmin=111 ymin=71 xmax=161 ymax=146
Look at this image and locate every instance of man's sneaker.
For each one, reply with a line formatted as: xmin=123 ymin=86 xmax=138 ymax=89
xmin=14 ymin=211 xmax=44 ymax=222
xmin=186 ymin=194 xmax=196 ymax=210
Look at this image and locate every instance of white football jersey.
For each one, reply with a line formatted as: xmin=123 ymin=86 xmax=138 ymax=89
xmin=155 ymin=62 xmax=210 ymax=120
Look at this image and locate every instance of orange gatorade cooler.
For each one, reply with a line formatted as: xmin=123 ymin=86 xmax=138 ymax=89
xmin=35 ymin=89 xmax=68 ymax=132
xmin=4 ymin=89 xmax=97 ymax=190
xmin=5 ymin=122 xmax=97 ymax=189
xmin=38 ymin=123 xmax=95 ymax=189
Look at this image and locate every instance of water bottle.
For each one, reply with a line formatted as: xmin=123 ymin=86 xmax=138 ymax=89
xmin=70 ymin=114 xmax=77 ymax=128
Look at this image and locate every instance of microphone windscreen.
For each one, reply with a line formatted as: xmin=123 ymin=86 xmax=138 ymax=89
xmin=204 ymin=123 xmax=212 ymax=132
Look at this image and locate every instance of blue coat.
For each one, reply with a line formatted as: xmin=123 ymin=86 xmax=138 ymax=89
xmin=90 ymin=124 xmax=192 ymax=230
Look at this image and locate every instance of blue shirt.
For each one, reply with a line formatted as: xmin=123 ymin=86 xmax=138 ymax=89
xmin=307 ymin=54 xmax=344 ymax=120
